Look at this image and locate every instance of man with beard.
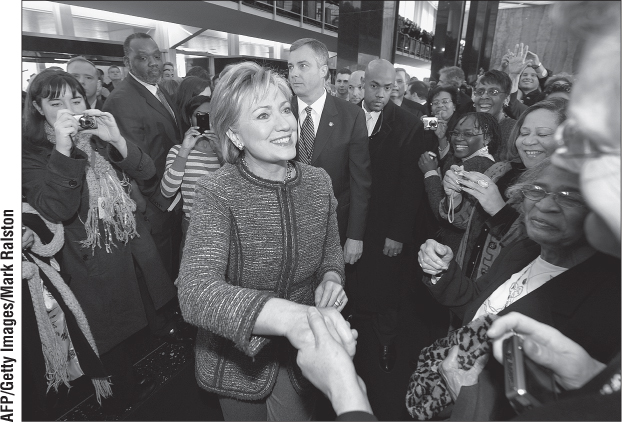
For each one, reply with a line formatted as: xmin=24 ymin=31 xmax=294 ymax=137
xmin=104 ymin=33 xmax=183 ymax=280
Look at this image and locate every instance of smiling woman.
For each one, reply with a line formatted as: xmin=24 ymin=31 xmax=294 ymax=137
xmin=176 ymin=61 xmax=356 ymax=421
xmin=417 ymin=158 xmax=620 ymax=420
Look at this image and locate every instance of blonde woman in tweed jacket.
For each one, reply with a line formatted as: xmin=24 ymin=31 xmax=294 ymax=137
xmin=176 ymin=62 xmax=357 ymax=421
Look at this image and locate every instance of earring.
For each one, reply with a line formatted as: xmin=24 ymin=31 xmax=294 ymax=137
xmin=235 ymin=143 xmax=244 ymax=150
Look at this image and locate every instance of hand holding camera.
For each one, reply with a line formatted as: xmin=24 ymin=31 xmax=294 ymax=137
xmin=443 ymin=165 xmax=466 ymax=197
xmin=54 ymin=109 xmax=127 ymax=157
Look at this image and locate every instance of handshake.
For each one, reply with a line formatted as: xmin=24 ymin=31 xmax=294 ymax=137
xmin=295 ymin=307 xmax=373 ymax=416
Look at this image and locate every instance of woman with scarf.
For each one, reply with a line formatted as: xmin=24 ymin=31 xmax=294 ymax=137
xmin=22 ymin=69 xmax=177 ymax=413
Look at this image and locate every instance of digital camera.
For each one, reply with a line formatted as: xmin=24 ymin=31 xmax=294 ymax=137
xmin=74 ymin=114 xmax=97 ymax=130
xmin=503 ymin=334 xmax=559 ymax=414
xmin=422 ymin=116 xmax=438 ymax=130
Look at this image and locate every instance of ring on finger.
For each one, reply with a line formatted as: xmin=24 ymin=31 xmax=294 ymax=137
xmin=477 ymin=179 xmax=489 ymax=188
xmin=334 ymin=298 xmax=343 ymax=307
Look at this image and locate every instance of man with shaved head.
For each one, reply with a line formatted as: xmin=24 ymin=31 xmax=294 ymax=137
xmin=348 ymin=70 xmax=365 ymax=104
xmin=351 ymin=59 xmax=426 ymax=401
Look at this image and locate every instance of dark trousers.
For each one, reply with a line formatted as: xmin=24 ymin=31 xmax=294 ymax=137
xmin=142 ymin=200 xmax=181 ymax=279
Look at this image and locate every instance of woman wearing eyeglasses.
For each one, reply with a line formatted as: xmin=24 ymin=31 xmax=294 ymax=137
xmin=416 ymin=158 xmax=620 ymax=420
xmin=418 ymin=111 xmax=499 ymax=253
xmin=440 ymin=98 xmax=569 ymax=281
xmin=472 ymin=70 xmax=517 ymax=160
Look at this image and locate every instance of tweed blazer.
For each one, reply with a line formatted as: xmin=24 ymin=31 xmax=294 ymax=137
xmin=176 ymin=161 xmax=345 ymax=400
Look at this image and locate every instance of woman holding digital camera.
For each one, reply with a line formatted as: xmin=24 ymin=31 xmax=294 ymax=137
xmin=22 ymin=69 xmax=176 ymax=413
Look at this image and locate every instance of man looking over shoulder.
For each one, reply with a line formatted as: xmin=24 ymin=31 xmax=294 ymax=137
xmin=288 ymin=38 xmax=371 ymax=267
xmin=348 ymin=70 xmax=365 ymax=105
xmin=405 ymin=81 xmax=429 ymax=116
xmin=335 ymin=68 xmax=352 ymax=101
xmin=438 ymin=66 xmax=473 ymax=114
xmin=392 ymin=68 xmax=423 ymax=119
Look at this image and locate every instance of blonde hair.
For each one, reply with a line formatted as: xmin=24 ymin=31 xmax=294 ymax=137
xmin=210 ymin=62 xmax=293 ymax=164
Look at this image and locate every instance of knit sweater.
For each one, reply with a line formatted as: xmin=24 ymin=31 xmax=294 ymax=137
xmin=176 ymin=160 xmax=345 ymax=401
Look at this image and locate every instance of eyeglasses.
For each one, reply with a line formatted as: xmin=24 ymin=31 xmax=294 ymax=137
xmin=551 ymin=119 xmax=620 ymax=173
xmin=521 ymin=184 xmax=586 ymax=208
xmin=448 ymin=130 xmax=483 ymax=140
xmin=473 ymin=88 xmax=506 ymax=97
xmin=431 ymin=99 xmax=452 ymax=107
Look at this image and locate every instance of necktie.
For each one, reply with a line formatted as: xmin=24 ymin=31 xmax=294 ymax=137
xmin=298 ymin=106 xmax=315 ymax=164
xmin=156 ymin=87 xmax=177 ymax=123
xmin=365 ymin=111 xmax=374 ymax=136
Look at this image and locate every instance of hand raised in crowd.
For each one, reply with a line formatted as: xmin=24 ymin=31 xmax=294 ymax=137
xmin=179 ymin=126 xmax=203 ymax=157
xmin=418 ymin=239 xmax=453 ymax=276
xmin=383 ymin=238 xmax=403 ymax=257
xmin=418 ymin=151 xmax=439 ymax=174
xmin=526 ymin=50 xmax=542 ymax=68
xmin=438 ymin=345 xmax=489 ymax=401
xmin=500 ymin=51 xmax=512 ymax=71
xmin=506 ymin=43 xmax=533 ymax=76
xmin=22 ymin=226 xmax=35 ymax=250
xmin=296 ymin=307 xmax=372 ymax=416
xmin=487 ymin=312 xmax=607 ymax=391
xmin=456 ymin=171 xmax=506 ymax=216
xmin=343 ymin=238 xmax=363 ymax=265
xmin=315 ymin=273 xmax=348 ymax=312
xmin=202 ymin=130 xmax=225 ymax=165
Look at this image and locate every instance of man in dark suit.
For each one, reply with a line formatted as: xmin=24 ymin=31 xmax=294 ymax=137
xmin=391 ymin=68 xmax=423 ymax=121
xmin=354 ymin=59 xmax=426 ymax=374
xmin=288 ymin=38 xmax=371 ymax=268
xmin=103 ymin=33 xmax=183 ymax=279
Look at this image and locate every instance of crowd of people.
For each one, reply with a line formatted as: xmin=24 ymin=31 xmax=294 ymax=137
xmin=22 ymin=1 xmax=619 ymax=420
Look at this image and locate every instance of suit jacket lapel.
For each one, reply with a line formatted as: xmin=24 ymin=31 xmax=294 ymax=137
xmin=129 ymin=76 xmax=178 ymax=129
xmin=370 ymin=100 xmax=394 ymax=142
xmin=312 ymin=94 xmax=338 ymax=163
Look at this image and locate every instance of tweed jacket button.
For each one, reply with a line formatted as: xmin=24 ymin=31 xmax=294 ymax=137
xmin=69 ymin=180 xmax=78 ymax=187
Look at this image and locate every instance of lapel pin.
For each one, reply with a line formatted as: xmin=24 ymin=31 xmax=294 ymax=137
xmin=329 ymin=122 xmax=334 ymax=127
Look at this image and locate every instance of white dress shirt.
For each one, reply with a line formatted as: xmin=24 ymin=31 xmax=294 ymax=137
xmin=129 ymin=72 xmax=159 ymax=98
xmin=297 ymin=90 xmax=327 ymax=136
xmin=362 ymin=102 xmax=381 ymax=137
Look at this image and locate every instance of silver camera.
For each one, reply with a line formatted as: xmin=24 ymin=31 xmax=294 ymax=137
xmin=73 ymin=114 xmax=97 ymax=130
xmin=422 ymin=116 xmax=438 ymax=130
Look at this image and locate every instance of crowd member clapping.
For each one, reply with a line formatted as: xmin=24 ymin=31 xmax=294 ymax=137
xmin=22 ymin=69 xmax=177 ymax=413
xmin=175 ymin=61 xmax=355 ymax=421
xmin=160 ymin=95 xmax=222 ymax=253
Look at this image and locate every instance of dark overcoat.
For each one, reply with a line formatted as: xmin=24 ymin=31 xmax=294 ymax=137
xmin=23 ymin=137 xmax=176 ymax=354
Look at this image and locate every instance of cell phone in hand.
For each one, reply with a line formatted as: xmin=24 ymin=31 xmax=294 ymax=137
xmin=196 ymin=113 xmax=210 ymax=133
xmin=503 ymin=334 xmax=559 ymax=414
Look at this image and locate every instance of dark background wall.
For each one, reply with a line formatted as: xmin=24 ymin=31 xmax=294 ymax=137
xmin=489 ymin=4 xmax=582 ymax=74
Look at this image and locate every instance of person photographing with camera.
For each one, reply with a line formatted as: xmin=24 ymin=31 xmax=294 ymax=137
xmin=22 ymin=69 xmax=177 ymax=413
xmin=160 ymin=95 xmax=223 ymax=253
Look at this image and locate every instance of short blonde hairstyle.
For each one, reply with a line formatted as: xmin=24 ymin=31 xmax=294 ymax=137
xmin=210 ymin=61 xmax=293 ymax=164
